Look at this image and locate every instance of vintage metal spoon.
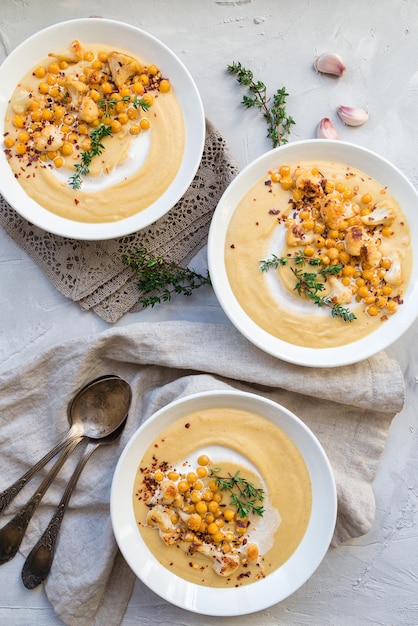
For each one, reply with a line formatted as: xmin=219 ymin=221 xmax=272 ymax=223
xmin=22 ymin=418 xmax=127 ymax=589
xmin=0 ymin=376 xmax=132 ymax=564
xmin=0 ymin=374 xmax=127 ymax=517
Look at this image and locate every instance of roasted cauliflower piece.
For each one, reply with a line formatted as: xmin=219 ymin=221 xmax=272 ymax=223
xmin=159 ymin=479 xmax=178 ymax=505
xmin=385 ymin=252 xmax=403 ymax=286
xmin=146 ymin=505 xmax=179 ymax=546
xmin=192 ymin=542 xmax=241 ymax=577
xmin=65 ymin=80 xmax=88 ymax=108
xmin=78 ymin=95 xmax=100 ymax=123
xmin=107 ymin=51 xmax=142 ymax=89
xmin=362 ymin=240 xmax=382 ymax=266
xmin=295 ymin=169 xmax=324 ymax=198
xmin=361 ymin=201 xmax=396 ymax=226
xmin=344 ymin=225 xmax=364 ymax=256
xmin=11 ymin=88 xmax=32 ymax=115
xmin=84 ymin=67 xmax=105 ymax=85
xmin=327 ymin=276 xmax=353 ymax=305
xmin=344 ymin=225 xmax=382 ymax=266
xmin=33 ymin=124 xmax=64 ymax=152
xmin=178 ymin=511 xmax=202 ymax=532
xmin=49 ymin=39 xmax=83 ymax=63
xmin=245 ymin=542 xmax=259 ymax=563
xmin=146 ymin=505 xmax=174 ymax=533
xmin=320 ymin=194 xmax=360 ymax=230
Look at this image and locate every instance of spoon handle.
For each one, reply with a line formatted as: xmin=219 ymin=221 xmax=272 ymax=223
xmin=0 ymin=437 xmax=82 ymax=565
xmin=0 ymin=433 xmax=81 ymax=517
xmin=22 ymin=442 xmax=99 ymax=589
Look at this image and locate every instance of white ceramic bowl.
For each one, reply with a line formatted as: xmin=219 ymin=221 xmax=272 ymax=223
xmin=208 ymin=139 xmax=418 ymax=367
xmin=110 ymin=390 xmax=336 ymax=616
xmin=0 ymin=18 xmax=205 ymax=240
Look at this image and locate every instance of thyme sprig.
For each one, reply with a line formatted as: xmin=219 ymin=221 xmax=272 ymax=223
xmin=227 ymin=61 xmax=295 ymax=147
xmin=122 ymin=247 xmax=211 ymax=308
xmin=68 ymin=122 xmax=112 ymax=189
xmin=98 ymin=95 xmax=151 ymax=116
xmin=260 ymin=252 xmax=356 ymax=322
xmin=69 ymin=97 xmax=151 ymax=189
xmin=210 ymin=468 xmax=265 ymax=518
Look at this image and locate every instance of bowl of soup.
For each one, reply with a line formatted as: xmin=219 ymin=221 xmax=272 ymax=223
xmin=208 ymin=139 xmax=418 ymax=367
xmin=110 ymin=389 xmax=336 ymax=616
xmin=0 ymin=18 xmax=205 ymax=240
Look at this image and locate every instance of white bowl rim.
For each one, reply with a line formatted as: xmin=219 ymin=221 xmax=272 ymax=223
xmin=0 ymin=17 xmax=205 ymax=240
xmin=208 ymin=138 xmax=418 ymax=367
xmin=110 ymin=389 xmax=337 ymax=616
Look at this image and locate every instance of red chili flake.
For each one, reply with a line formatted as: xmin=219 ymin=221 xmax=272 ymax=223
xmin=74 ymin=198 xmax=80 ymax=205
xmin=268 ymin=209 xmax=280 ymax=215
xmin=255 ymin=221 xmax=259 ymax=226
xmin=185 ymin=422 xmax=191 ymax=429
xmin=230 ymin=244 xmax=235 ymax=249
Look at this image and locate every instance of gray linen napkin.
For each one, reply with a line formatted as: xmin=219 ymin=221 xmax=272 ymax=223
xmin=0 ymin=320 xmax=405 ymax=625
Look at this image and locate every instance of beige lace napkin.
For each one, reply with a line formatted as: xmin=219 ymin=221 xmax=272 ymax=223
xmin=0 ymin=320 xmax=405 ymax=626
xmin=0 ymin=119 xmax=238 ymax=323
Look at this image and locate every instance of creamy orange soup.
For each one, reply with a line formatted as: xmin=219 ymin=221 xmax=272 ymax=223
xmin=133 ymin=407 xmax=312 ymax=588
xmin=225 ymin=161 xmax=412 ymax=348
xmin=3 ymin=40 xmax=185 ymax=223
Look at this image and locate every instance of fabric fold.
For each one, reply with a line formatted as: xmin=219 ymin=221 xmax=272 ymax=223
xmin=0 ymin=319 xmax=404 ymax=625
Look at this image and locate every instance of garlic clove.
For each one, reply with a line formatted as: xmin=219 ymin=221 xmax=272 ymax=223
xmin=314 ymin=52 xmax=346 ymax=77
xmin=316 ymin=118 xmax=339 ymax=139
xmin=337 ymin=105 xmax=369 ymax=127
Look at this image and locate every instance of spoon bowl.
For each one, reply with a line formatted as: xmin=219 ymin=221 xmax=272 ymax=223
xmin=0 ymin=375 xmax=131 ymax=517
xmin=67 ymin=375 xmax=133 ymax=440
xmin=0 ymin=376 xmax=132 ymax=564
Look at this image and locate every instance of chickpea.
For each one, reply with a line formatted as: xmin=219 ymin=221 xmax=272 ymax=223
xmin=33 ymin=65 xmax=47 ymax=79
xmin=159 ymin=79 xmax=171 ymax=93
xmin=187 ymin=471 xmax=197 ymax=484
xmin=280 ymin=176 xmax=293 ymax=190
xmin=177 ymin=480 xmax=189 ymax=494
xmin=129 ymin=124 xmax=141 ymax=136
xmin=195 ymin=501 xmax=207 ymax=515
xmin=139 ymin=118 xmax=151 ymax=130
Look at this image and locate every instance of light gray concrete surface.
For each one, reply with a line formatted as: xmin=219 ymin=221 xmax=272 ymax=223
xmin=0 ymin=1 xmax=417 ymax=624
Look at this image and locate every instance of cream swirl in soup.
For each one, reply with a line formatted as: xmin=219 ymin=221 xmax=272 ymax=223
xmin=133 ymin=407 xmax=312 ymax=588
xmin=225 ymin=161 xmax=412 ymax=348
xmin=3 ymin=40 xmax=185 ymax=223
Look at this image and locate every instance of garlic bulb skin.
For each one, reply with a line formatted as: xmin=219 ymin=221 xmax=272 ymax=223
xmin=316 ymin=118 xmax=339 ymax=139
xmin=314 ymin=53 xmax=346 ymax=77
xmin=337 ymin=105 xmax=369 ymax=127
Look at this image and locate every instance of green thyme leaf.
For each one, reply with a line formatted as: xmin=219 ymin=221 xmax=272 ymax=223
xmin=227 ymin=61 xmax=295 ymax=147
xmin=68 ymin=123 xmax=112 ymax=190
xmin=122 ymin=247 xmax=211 ymax=307
xmin=260 ymin=252 xmax=356 ymax=322
xmin=210 ymin=468 xmax=265 ymax=518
